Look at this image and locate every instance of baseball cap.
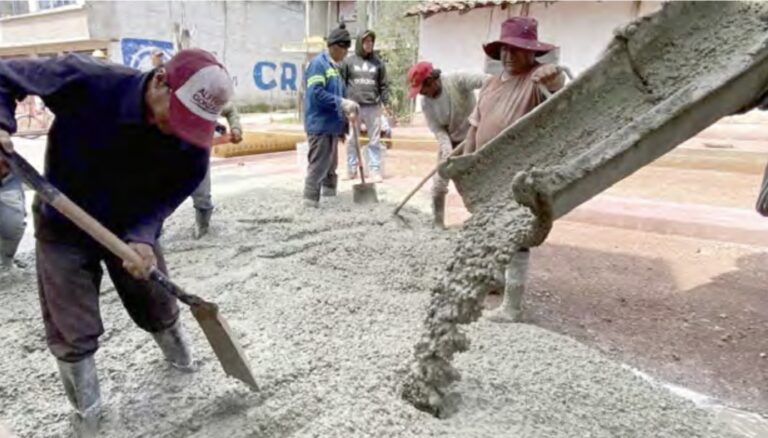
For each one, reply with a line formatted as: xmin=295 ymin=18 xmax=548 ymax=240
xmin=164 ymin=48 xmax=233 ymax=148
xmin=407 ymin=61 xmax=434 ymax=99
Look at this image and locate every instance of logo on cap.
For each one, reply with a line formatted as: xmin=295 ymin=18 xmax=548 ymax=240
xmin=174 ymin=64 xmax=232 ymax=122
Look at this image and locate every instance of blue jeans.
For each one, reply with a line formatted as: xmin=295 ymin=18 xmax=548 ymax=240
xmin=347 ymin=104 xmax=382 ymax=174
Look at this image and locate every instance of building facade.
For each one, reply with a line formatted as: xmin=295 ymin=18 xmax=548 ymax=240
xmin=0 ymin=0 xmax=368 ymax=108
xmin=407 ymin=1 xmax=663 ymax=78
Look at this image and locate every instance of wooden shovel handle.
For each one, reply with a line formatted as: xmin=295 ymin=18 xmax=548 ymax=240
xmin=393 ymin=143 xmax=465 ymax=216
xmin=0 ymin=148 xmax=203 ymax=306
xmin=351 ymin=122 xmax=367 ymax=185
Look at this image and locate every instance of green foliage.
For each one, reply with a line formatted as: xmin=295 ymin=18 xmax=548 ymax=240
xmin=373 ymin=1 xmax=420 ymax=123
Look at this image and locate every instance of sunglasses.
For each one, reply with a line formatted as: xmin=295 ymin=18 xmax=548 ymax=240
xmin=336 ymin=41 xmax=351 ymax=49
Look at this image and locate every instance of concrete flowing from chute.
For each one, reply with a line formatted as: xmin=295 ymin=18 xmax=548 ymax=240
xmin=401 ymin=0 xmax=768 ymax=417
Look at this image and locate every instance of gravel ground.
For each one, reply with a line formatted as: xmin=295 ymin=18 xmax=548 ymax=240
xmin=0 ymin=185 xmax=743 ymax=437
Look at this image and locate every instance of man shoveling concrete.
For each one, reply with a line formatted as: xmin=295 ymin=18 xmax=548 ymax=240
xmin=407 ymin=61 xmax=488 ymax=228
xmin=0 ymin=48 xmax=233 ymax=434
xmin=447 ymin=17 xmax=565 ymax=322
xmin=303 ymin=23 xmax=360 ymax=207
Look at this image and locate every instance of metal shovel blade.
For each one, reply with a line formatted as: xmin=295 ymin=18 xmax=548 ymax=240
xmin=190 ymin=301 xmax=259 ymax=390
xmin=353 ymin=182 xmax=378 ymax=204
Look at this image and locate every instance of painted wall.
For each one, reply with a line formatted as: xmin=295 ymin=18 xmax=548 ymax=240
xmin=417 ymin=1 xmax=663 ymax=76
xmin=88 ymin=1 xmax=306 ymax=107
xmin=0 ymin=4 xmax=88 ymax=44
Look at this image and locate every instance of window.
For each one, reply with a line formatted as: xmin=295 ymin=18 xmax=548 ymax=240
xmin=0 ymin=1 xmax=30 ymax=17
xmin=37 ymin=0 xmax=77 ymax=11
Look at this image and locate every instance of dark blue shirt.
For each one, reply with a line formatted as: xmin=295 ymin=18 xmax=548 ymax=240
xmin=0 ymin=54 xmax=208 ymax=245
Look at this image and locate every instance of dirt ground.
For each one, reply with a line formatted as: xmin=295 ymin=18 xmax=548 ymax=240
xmin=484 ymin=221 xmax=768 ymax=416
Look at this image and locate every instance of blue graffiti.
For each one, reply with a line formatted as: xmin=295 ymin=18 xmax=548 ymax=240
xmin=253 ymin=61 xmax=277 ymax=90
xmin=121 ymin=38 xmax=174 ymax=71
xmin=252 ymin=61 xmax=298 ymax=91
xmin=280 ymin=63 xmax=297 ymax=91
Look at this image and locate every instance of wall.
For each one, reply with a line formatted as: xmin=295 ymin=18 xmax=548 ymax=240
xmin=88 ymin=1 xmax=306 ymax=107
xmin=0 ymin=4 xmax=88 ymax=44
xmin=417 ymin=1 xmax=663 ymax=76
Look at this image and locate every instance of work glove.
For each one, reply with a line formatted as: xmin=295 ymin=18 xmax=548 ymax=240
xmin=341 ymin=99 xmax=360 ymax=119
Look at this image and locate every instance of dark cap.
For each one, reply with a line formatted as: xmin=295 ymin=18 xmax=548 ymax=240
xmin=327 ymin=23 xmax=352 ymax=47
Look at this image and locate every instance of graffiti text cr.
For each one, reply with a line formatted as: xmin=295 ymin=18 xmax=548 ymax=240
xmin=252 ymin=61 xmax=298 ymax=91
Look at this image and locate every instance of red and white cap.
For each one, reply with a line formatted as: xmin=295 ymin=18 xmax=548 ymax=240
xmin=165 ymin=48 xmax=233 ymax=148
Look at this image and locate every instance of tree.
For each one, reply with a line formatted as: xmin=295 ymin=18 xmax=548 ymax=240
xmin=371 ymin=1 xmax=420 ymax=123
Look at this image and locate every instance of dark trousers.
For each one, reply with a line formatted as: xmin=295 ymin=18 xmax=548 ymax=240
xmin=303 ymin=134 xmax=338 ymax=202
xmin=36 ymin=239 xmax=179 ymax=362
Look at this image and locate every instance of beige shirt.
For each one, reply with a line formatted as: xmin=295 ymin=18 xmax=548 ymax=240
xmin=469 ymin=67 xmax=542 ymax=148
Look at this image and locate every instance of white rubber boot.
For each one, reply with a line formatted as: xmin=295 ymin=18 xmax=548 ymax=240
xmin=151 ymin=319 xmax=197 ymax=373
xmin=486 ymin=249 xmax=530 ymax=323
xmin=57 ymin=355 xmax=101 ymax=437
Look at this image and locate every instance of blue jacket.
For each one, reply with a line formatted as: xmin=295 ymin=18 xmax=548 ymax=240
xmin=0 ymin=54 xmax=208 ymax=245
xmin=304 ymin=52 xmax=346 ymax=135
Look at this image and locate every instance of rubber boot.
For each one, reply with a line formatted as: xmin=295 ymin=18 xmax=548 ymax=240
xmin=194 ymin=208 xmax=212 ymax=239
xmin=0 ymin=233 xmax=23 ymax=272
xmin=321 ymin=186 xmax=337 ymax=197
xmin=151 ymin=319 xmax=197 ymax=372
xmin=57 ymin=356 xmax=101 ymax=437
xmin=487 ymin=249 xmax=530 ymax=323
xmin=432 ymin=194 xmax=446 ymax=229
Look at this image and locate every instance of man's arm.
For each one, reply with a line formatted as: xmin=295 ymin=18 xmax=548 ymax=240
xmin=456 ymin=72 xmax=491 ymax=92
xmin=423 ymin=103 xmax=454 ymax=159
xmin=0 ymin=56 xmax=86 ymax=134
xmin=220 ymin=102 xmax=242 ymax=132
xmin=306 ymin=60 xmax=342 ymax=115
xmin=378 ymin=62 xmax=390 ymax=107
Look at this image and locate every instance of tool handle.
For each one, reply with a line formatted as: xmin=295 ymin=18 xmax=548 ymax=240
xmin=393 ymin=143 xmax=465 ymax=216
xmin=351 ymin=121 xmax=367 ymax=185
xmin=0 ymin=148 xmax=203 ymax=307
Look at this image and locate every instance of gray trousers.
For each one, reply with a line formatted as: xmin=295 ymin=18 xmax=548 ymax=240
xmin=304 ymin=134 xmax=338 ymax=202
xmin=0 ymin=173 xmax=26 ymax=266
xmin=191 ymin=163 xmax=213 ymax=211
xmin=36 ymin=238 xmax=178 ymax=362
xmin=432 ymin=140 xmax=461 ymax=197
xmin=347 ymin=104 xmax=382 ymax=173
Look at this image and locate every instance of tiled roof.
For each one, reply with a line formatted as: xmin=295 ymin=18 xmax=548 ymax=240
xmin=404 ymin=1 xmax=537 ymax=18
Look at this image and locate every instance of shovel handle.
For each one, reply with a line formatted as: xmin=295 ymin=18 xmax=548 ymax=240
xmin=0 ymin=148 xmax=203 ymax=307
xmin=351 ymin=122 xmax=367 ymax=185
xmin=393 ymin=143 xmax=465 ymax=216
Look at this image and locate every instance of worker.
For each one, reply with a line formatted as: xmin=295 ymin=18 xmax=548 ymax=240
xmin=0 ymin=48 xmax=233 ymax=433
xmin=0 ymin=160 xmax=25 ymax=272
xmin=460 ymin=17 xmax=564 ymax=323
xmin=303 ymin=23 xmax=359 ymax=207
xmin=341 ymin=29 xmax=390 ymax=183
xmin=407 ymin=61 xmax=489 ymax=228
xmin=150 ymin=48 xmax=165 ymax=69
xmin=190 ymin=101 xmax=243 ymax=238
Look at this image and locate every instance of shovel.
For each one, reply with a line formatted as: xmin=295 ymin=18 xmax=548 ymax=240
xmin=350 ymin=123 xmax=378 ymax=204
xmin=0 ymin=148 xmax=258 ymax=391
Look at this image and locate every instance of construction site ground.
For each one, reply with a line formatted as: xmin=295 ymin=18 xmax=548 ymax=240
xmin=3 ymin=111 xmax=767 ymax=435
xmin=239 ymin=111 xmax=768 ymax=417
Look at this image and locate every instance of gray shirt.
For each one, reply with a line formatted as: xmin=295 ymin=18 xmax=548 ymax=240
xmin=421 ymin=72 xmax=489 ymax=154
